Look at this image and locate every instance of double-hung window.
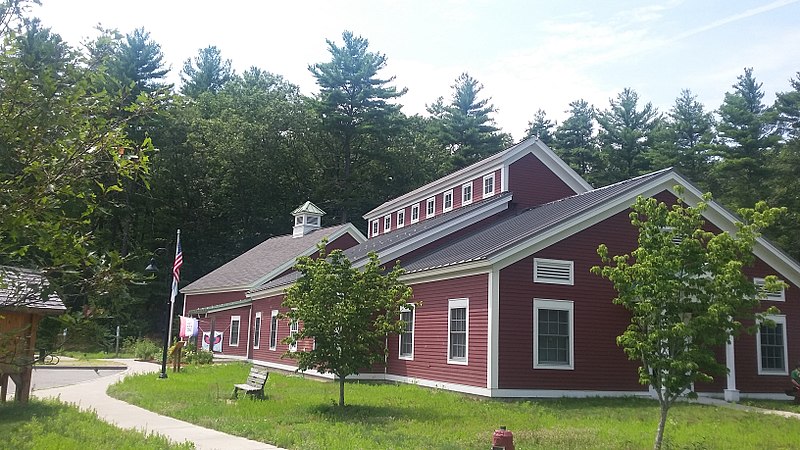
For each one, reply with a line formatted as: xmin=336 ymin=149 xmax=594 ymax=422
xmin=443 ymin=190 xmax=453 ymax=212
xmin=533 ymin=299 xmax=574 ymax=369
xmin=757 ymin=315 xmax=788 ymax=375
xmin=229 ymin=316 xmax=241 ymax=347
xmin=269 ymin=310 xmax=279 ymax=350
xmin=411 ymin=204 xmax=420 ymax=223
xmin=462 ymin=182 xmax=473 ymax=206
xmin=289 ymin=319 xmax=299 ymax=352
xmin=399 ymin=306 xmax=415 ymax=360
xmin=253 ymin=312 xmax=262 ymax=349
xmin=371 ymin=220 xmax=379 ymax=237
xmin=483 ymin=173 xmax=495 ymax=197
xmin=384 ymin=215 xmax=391 ymax=232
xmin=447 ymin=298 xmax=468 ymax=364
xmin=397 ymin=209 xmax=405 ymax=228
xmin=426 ymin=197 xmax=435 ymax=218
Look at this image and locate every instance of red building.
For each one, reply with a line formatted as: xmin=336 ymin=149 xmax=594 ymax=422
xmin=183 ymin=138 xmax=800 ymax=401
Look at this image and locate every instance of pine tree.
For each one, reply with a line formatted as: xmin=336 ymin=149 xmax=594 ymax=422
xmin=553 ymin=99 xmax=600 ymax=181
xmin=524 ymin=109 xmax=555 ymax=145
xmin=180 ymin=45 xmax=233 ymax=97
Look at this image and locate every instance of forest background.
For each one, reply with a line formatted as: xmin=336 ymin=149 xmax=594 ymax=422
xmin=2 ymin=0 xmax=799 ymax=349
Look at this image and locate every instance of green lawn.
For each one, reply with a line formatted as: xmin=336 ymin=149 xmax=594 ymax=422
xmin=741 ymin=398 xmax=800 ymax=414
xmin=0 ymin=399 xmax=193 ymax=450
xmin=108 ymin=363 xmax=800 ymax=450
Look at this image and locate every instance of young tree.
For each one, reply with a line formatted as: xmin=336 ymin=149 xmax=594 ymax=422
xmin=524 ymin=109 xmax=555 ymax=145
xmin=180 ymin=45 xmax=233 ymax=97
xmin=592 ymin=190 xmax=784 ymax=450
xmin=282 ymin=243 xmax=413 ymax=406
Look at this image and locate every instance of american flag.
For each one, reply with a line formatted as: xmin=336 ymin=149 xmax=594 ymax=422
xmin=170 ymin=230 xmax=183 ymax=304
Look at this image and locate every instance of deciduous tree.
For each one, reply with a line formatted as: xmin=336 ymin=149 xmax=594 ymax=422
xmin=592 ymin=190 xmax=784 ymax=450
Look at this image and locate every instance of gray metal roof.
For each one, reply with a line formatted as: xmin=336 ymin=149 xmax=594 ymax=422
xmin=402 ymin=168 xmax=673 ymax=273
xmin=0 ymin=266 xmax=66 ymax=314
xmin=182 ymin=223 xmax=355 ymax=293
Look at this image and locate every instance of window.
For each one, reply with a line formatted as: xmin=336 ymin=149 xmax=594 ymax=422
xmin=397 ymin=209 xmax=405 ymax=228
xmin=443 ymin=190 xmax=453 ymax=212
xmin=534 ymin=258 xmax=574 ymax=285
xmin=307 ymin=216 xmax=319 ymax=226
xmin=269 ymin=310 xmax=279 ymax=350
xmin=483 ymin=173 xmax=495 ymax=197
xmin=289 ymin=319 xmax=299 ymax=352
xmin=462 ymin=182 xmax=473 ymax=206
xmin=230 ymin=316 xmax=241 ymax=347
xmin=755 ymin=277 xmax=785 ymax=301
xmin=399 ymin=306 xmax=415 ymax=360
xmin=533 ymin=299 xmax=574 ymax=369
xmin=757 ymin=315 xmax=788 ymax=375
xmin=294 ymin=216 xmax=303 ymax=225
xmin=371 ymin=220 xmax=379 ymax=237
xmin=426 ymin=197 xmax=435 ymax=218
xmin=384 ymin=215 xmax=391 ymax=232
xmin=253 ymin=312 xmax=262 ymax=349
xmin=447 ymin=298 xmax=468 ymax=364
xmin=411 ymin=204 xmax=420 ymax=223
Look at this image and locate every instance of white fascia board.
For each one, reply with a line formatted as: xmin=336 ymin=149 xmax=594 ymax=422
xmin=249 ymin=224 xmax=366 ymax=289
xmin=528 ymin=140 xmax=593 ymax=193
xmin=196 ymin=300 xmax=252 ymax=314
xmin=247 ymin=286 xmax=288 ymax=301
xmin=400 ymin=261 xmax=491 ymax=284
xmin=182 ymin=284 xmax=251 ymax=295
xmin=356 ymin=196 xmax=512 ymax=270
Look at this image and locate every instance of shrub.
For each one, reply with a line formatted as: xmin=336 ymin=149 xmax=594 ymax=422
xmin=126 ymin=338 xmax=161 ymax=361
xmin=183 ymin=343 xmax=213 ymax=365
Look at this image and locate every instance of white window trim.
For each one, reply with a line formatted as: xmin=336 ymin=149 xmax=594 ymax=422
xmin=533 ymin=299 xmax=574 ymax=370
xmin=252 ymin=312 xmax=262 ymax=349
xmin=483 ymin=173 xmax=495 ymax=197
xmin=371 ymin=219 xmax=379 ymax=237
xmin=397 ymin=209 xmax=405 ymax=228
xmin=447 ymin=298 xmax=469 ymax=365
xmin=229 ymin=315 xmax=241 ymax=347
xmin=289 ymin=318 xmax=299 ymax=352
xmin=533 ymin=258 xmax=575 ymax=286
xmin=461 ymin=182 xmax=473 ymax=206
xmin=443 ymin=190 xmax=454 ymax=212
xmin=399 ymin=305 xmax=415 ymax=360
xmin=755 ymin=277 xmax=785 ymax=302
xmin=295 ymin=216 xmax=303 ymax=225
xmin=756 ymin=314 xmax=789 ymax=375
xmin=269 ymin=310 xmax=279 ymax=351
xmin=426 ymin=197 xmax=435 ymax=218
xmin=384 ymin=215 xmax=391 ymax=232
xmin=410 ymin=204 xmax=420 ymax=224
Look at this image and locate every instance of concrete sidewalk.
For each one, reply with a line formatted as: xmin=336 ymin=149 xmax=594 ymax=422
xmin=32 ymin=359 xmax=284 ymax=450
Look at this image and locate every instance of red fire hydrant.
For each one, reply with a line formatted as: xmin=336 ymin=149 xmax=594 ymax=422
xmin=491 ymin=425 xmax=514 ymax=450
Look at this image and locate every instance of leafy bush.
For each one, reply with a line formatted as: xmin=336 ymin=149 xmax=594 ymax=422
xmin=183 ymin=342 xmax=213 ymax=365
xmin=125 ymin=338 xmax=161 ymax=361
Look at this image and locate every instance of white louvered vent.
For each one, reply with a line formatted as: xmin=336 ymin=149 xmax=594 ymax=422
xmin=534 ymin=258 xmax=574 ymax=285
xmin=754 ymin=277 xmax=785 ymax=301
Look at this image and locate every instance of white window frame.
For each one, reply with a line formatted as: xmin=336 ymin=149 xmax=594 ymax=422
xmin=294 ymin=216 xmax=303 ymax=226
xmin=756 ymin=314 xmax=788 ymax=375
xmin=533 ymin=258 xmax=574 ymax=285
xmin=443 ymin=190 xmax=454 ymax=212
xmin=229 ymin=315 xmax=241 ymax=347
xmin=426 ymin=197 xmax=435 ymax=218
xmin=533 ymin=299 xmax=574 ymax=370
xmin=399 ymin=305 xmax=415 ymax=360
xmin=371 ymin=219 xmax=379 ymax=237
xmin=461 ymin=182 xmax=473 ymax=206
xmin=411 ymin=204 xmax=420 ymax=224
xmin=384 ymin=215 xmax=391 ymax=232
xmin=483 ymin=173 xmax=495 ymax=197
xmin=447 ymin=298 xmax=469 ymax=365
xmin=397 ymin=209 xmax=405 ymax=228
xmin=252 ymin=312 xmax=262 ymax=349
xmin=269 ymin=310 xmax=279 ymax=351
xmin=289 ymin=318 xmax=299 ymax=352
xmin=754 ymin=277 xmax=785 ymax=302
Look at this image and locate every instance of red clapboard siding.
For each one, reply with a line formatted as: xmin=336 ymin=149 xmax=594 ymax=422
xmin=508 ymin=153 xmax=577 ymax=209
xmin=203 ymin=306 xmax=251 ymax=358
xmin=386 ymin=274 xmax=488 ymax=388
xmin=498 ymin=208 xmax=642 ymax=390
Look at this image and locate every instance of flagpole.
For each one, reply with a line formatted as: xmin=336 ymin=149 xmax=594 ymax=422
xmin=166 ymin=229 xmax=181 ymax=349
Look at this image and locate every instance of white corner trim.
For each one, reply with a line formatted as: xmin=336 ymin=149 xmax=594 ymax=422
xmin=487 ymin=268 xmax=500 ymax=390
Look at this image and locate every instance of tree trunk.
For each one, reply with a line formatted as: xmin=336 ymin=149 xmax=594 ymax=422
xmin=654 ymin=401 xmax=669 ymax=450
xmin=338 ymin=375 xmax=345 ymax=407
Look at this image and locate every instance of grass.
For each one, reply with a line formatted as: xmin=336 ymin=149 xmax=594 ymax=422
xmin=0 ymin=399 xmax=193 ymax=450
xmin=61 ymin=350 xmax=135 ymax=359
xmin=107 ymin=363 xmax=800 ymax=449
xmin=741 ymin=398 xmax=800 ymax=413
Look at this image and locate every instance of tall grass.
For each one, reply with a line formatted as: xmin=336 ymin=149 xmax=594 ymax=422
xmin=0 ymin=399 xmax=193 ymax=449
xmin=108 ymin=363 xmax=800 ymax=449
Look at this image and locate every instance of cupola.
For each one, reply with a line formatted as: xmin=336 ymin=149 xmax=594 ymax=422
xmin=292 ymin=201 xmax=325 ymax=238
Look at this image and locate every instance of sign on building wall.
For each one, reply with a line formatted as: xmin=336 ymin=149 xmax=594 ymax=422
xmin=202 ymin=331 xmax=223 ymax=352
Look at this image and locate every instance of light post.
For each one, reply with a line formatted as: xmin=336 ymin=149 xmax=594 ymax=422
xmin=145 ymin=249 xmax=170 ymax=379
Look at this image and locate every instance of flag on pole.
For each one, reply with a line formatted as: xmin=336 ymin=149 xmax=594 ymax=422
xmin=170 ymin=230 xmax=183 ymax=304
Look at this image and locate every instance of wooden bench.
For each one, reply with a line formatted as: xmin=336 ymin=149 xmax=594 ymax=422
xmin=233 ymin=365 xmax=269 ymax=399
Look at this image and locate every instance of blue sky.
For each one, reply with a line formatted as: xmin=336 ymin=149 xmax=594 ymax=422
xmin=35 ymin=0 xmax=800 ymax=139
